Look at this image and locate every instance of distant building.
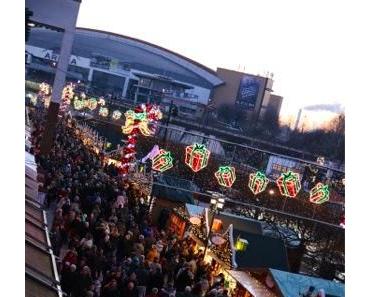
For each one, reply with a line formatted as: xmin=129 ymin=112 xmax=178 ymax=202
xmin=212 ymin=68 xmax=282 ymax=122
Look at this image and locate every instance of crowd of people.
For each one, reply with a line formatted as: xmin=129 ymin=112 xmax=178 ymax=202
xmin=30 ymin=110 xmax=233 ymax=297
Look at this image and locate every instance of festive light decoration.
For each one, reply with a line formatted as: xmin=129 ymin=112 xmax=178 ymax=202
xmin=86 ymin=98 xmax=98 ymax=110
xmin=185 ymin=143 xmax=210 ymax=172
xmin=60 ymin=83 xmax=75 ymax=114
xmin=74 ymin=98 xmax=85 ymax=110
xmin=248 ymin=171 xmax=269 ymax=195
xmin=309 ymin=183 xmax=330 ymax=204
xmin=152 ymin=149 xmax=174 ymax=172
xmin=215 ymin=166 xmax=236 ymax=188
xmin=119 ymin=104 xmax=162 ymax=176
xmin=98 ymin=97 xmax=105 ymax=106
xmin=112 ymin=110 xmax=122 ymax=120
xmin=276 ymin=171 xmax=301 ymax=198
xmin=99 ymin=107 xmax=109 ymax=117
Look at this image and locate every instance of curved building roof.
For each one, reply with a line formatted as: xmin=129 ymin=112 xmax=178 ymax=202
xmin=28 ymin=27 xmax=224 ymax=89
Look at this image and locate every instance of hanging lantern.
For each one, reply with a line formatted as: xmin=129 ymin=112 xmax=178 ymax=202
xmin=309 ymin=183 xmax=330 ymax=204
xmin=185 ymin=143 xmax=211 ymax=172
xmin=276 ymin=171 xmax=301 ymax=198
xmin=99 ymin=107 xmax=109 ymax=117
xmin=112 ymin=110 xmax=122 ymax=120
xmin=74 ymin=98 xmax=85 ymax=110
xmin=248 ymin=171 xmax=269 ymax=195
xmin=235 ymin=237 xmax=249 ymax=252
xmin=152 ymin=149 xmax=173 ymax=172
xmin=215 ymin=166 xmax=236 ymax=188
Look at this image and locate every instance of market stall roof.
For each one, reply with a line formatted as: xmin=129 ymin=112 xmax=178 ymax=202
xmin=227 ymin=270 xmax=277 ymax=297
xmin=269 ymin=269 xmax=344 ymax=297
xmin=152 ymin=175 xmax=196 ymax=204
xmin=233 ymin=230 xmax=289 ymax=271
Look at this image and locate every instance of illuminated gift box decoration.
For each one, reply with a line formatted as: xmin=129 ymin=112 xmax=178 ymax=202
xmin=112 ymin=110 xmax=122 ymax=120
xmin=152 ymin=149 xmax=173 ymax=172
xmin=276 ymin=171 xmax=301 ymax=198
xmin=248 ymin=171 xmax=269 ymax=195
xmin=86 ymin=98 xmax=98 ymax=110
xmin=215 ymin=166 xmax=236 ymax=188
xmin=309 ymin=183 xmax=330 ymax=204
xmin=185 ymin=143 xmax=210 ymax=172
xmin=99 ymin=107 xmax=109 ymax=117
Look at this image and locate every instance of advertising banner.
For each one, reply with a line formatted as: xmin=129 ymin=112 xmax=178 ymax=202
xmin=236 ymin=75 xmax=262 ymax=110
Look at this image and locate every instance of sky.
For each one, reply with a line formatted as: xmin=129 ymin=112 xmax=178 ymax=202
xmin=76 ymin=0 xmax=362 ymax=125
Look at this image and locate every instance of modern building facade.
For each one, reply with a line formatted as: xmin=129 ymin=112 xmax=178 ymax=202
xmin=26 ymin=27 xmax=224 ymax=118
xmin=212 ymin=68 xmax=281 ymax=122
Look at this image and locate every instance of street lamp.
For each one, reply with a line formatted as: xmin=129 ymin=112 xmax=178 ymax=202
xmin=203 ymin=194 xmax=225 ymax=260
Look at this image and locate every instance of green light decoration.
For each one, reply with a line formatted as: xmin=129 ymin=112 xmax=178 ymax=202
xmin=215 ymin=166 xmax=236 ymax=188
xmin=248 ymin=171 xmax=269 ymax=195
xmin=99 ymin=107 xmax=109 ymax=117
xmin=185 ymin=143 xmax=211 ymax=172
xmin=309 ymin=183 xmax=330 ymax=204
xmin=152 ymin=149 xmax=174 ymax=172
xmin=276 ymin=170 xmax=301 ymax=198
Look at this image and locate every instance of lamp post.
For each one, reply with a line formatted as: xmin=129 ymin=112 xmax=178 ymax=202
xmin=203 ymin=195 xmax=225 ymax=261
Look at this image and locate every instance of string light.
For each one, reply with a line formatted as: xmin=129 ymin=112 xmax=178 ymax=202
xmin=185 ymin=143 xmax=210 ymax=172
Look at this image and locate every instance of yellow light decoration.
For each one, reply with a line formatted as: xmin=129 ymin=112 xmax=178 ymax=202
xmin=74 ymin=99 xmax=85 ymax=110
xmin=112 ymin=110 xmax=122 ymax=120
xmin=189 ymin=216 xmax=201 ymax=226
xmin=212 ymin=219 xmax=223 ymax=232
xmin=235 ymin=237 xmax=248 ymax=252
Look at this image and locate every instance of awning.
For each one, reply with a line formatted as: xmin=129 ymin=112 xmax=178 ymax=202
xmin=227 ymin=270 xmax=277 ymax=297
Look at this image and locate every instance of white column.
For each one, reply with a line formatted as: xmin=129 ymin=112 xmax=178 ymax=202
xmin=122 ymin=76 xmax=129 ymax=99
xmin=50 ymin=29 xmax=75 ymax=104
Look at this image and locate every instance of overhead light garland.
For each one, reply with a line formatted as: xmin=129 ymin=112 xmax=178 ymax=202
xmin=215 ymin=166 xmax=236 ymax=188
xmin=185 ymin=143 xmax=210 ymax=172
xmin=248 ymin=171 xmax=269 ymax=195
xmin=309 ymin=182 xmax=330 ymax=204
xmin=152 ymin=149 xmax=174 ymax=172
xmin=276 ymin=171 xmax=301 ymax=198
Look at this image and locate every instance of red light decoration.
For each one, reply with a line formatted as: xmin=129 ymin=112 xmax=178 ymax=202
xmin=215 ymin=166 xmax=236 ymax=188
xmin=152 ymin=149 xmax=174 ymax=172
xmin=309 ymin=183 xmax=330 ymax=204
xmin=119 ymin=104 xmax=162 ymax=176
xmin=248 ymin=171 xmax=269 ymax=195
xmin=276 ymin=171 xmax=301 ymax=198
xmin=185 ymin=143 xmax=210 ymax=172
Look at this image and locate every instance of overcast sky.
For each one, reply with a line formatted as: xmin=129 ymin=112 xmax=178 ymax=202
xmin=76 ymin=0 xmax=365 ymax=121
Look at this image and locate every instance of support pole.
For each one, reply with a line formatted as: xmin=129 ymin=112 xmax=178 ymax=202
xmin=40 ymin=29 xmax=76 ymax=154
